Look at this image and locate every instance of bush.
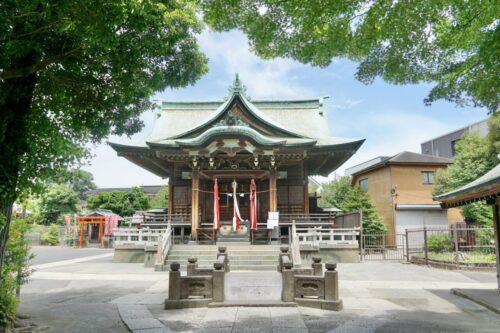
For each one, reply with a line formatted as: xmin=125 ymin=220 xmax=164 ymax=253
xmin=0 ymin=219 xmax=32 ymax=327
xmin=427 ymin=233 xmax=454 ymax=253
xmin=41 ymin=224 xmax=60 ymax=246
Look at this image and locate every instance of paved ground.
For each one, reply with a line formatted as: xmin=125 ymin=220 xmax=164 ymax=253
xmin=20 ymin=247 xmax=500 ymax=333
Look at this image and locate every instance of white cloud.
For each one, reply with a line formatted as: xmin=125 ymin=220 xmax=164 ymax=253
xmin=330 ymin=110 xmax=456 ymax=180
xmin=198 ymin=30 xmax=312 ymax=99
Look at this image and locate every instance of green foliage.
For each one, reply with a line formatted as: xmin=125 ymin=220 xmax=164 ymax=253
xmin=0 ymin=219 xmax=32 ymax=326
xmin=476 ymin=229 xmax=495 ymax=253
xmin=427 ymin=233 xmax=454 ymax=253
xmin=66 ymin=169 xmax=97 ymax=200
xmin=149 ymin=186 xmax=168 ymax=209
xmin=41 ymin=224 xmax=60 ymax=246
xmin=487 ymin=113 xmax=500 ymax=164
xmin=320 ymin=177 xmax=387 ymax=233
xmin=86 ymin=187 xmax=150 ymax=217
xmin=203 ymin=1 xmax=499 ymax=111
xmin=433 ymin=132 xmax=495 ymax=225
xmin=39 ymin=184 xmax=79 ymax=225
xmin=0 ymin=0 xmax=207 ymax=279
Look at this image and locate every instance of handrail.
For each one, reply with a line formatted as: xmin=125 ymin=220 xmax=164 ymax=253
xmin=113 ymin=227 xmax=165 ymax=246
xmin=290 ymin=220 xmax=302 ymax=267
xmin=155 ymin=224 xmax=173 ymax=268
xmin=295 ymin=227 xmax=360 ymax=246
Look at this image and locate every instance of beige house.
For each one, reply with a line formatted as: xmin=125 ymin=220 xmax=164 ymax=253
xmin=346 ymin=152 xmax=463 ymax=235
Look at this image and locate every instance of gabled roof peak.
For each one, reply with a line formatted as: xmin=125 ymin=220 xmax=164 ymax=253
xmin=227 ymin=73 xmax=249 ymax=99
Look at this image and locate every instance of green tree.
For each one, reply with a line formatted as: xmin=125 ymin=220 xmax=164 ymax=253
xmin=203 ymin=0 xmax=499 ymax=112
xmin=0 ymin=0 xmax=207 ymax=277
xmin=320 ymin=177 xmax=387 ymax=233
xmin=40 ymin=224 xmax=60 ymax=246
xmin=86 ymin=187 xmax=150 ymax=217
xmin=39 ymin=184 xmax=79 ymax=225
xmin=434 ymin=132 xmax=496 ymax=225
xmin=66 ymin=169 xmax=97 ymax=200
xmin=149 ymin=186 xmax=169 ymax=209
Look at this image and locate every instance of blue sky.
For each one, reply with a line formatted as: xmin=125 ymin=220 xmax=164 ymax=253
xmin=83 ymin=30 xmax=489 ymax=187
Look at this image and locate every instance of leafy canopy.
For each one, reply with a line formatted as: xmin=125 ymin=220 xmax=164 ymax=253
xmin=39 ymin=184 xmax=79 ymax=225
xmin=203 ymin=0 xmax=500 ymax=111
xmin=433 ymin=130 xmax=497 ymax=225
xmin=0 ymin=0 xmax=208 ymax=199
xmin=320 ymin=177 xmax=387 ymax=233
xmin=149 ymin=186 xmax=169 ymax=209
xmin=66 ymin=169 xmax=97 ymax=200
xmin=86 ymin=187 xmax=150 ymax=217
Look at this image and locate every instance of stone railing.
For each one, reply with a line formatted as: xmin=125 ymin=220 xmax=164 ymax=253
xmin=296 ymin=227 xmax=360 ymax=246
xmin=154 ymin=225 xmax=173 ymax=271
xmin=187 ymin=247 xmax=230 ymax=276
xmin=280 ymin=254 xmax=343 ymax=311
xmin=113 ymin=227 xmax=165 ymax=246
xmin=165 ymin=259 xmax=225 ymax=309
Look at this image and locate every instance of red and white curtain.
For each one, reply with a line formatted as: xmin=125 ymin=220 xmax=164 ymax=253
xmin=232 ymin=180 xmax=242 ymax=230
xmin=213 ymin=178 xmax=220 ymax=230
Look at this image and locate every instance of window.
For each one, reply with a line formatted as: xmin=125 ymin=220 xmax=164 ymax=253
xmin=421 ymin=171 xmax=435 ymax=184
xmin=359 ymin=178 xmax=368 ymax=189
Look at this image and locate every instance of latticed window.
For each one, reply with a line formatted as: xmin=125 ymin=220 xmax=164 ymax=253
xmin=421 ymin=171 xmax=435 ymax=184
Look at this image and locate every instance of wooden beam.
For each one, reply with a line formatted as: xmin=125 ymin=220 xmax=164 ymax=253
xmin=269 ymin=168 xmax=277 ymax=212
xmin=494 ymin=198 xmax=500 ymax=292
xmin=168 ymin=178 xmax=173 ymax=221
xmin=191 ymin=170 xmax=200 ymax=240
xmin=304 ymin=167 xmax=309 ymax=215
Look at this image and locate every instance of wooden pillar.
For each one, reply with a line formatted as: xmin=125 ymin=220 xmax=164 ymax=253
xmin=79 ymin=220 xmax=84 ymax=248
xmin=191 ymin=169 xmax=199 ymax=240
xmin=303 ymin=169 xmax=309 ymax=215
xmin=100 ymin=221 xmax=104 ymax=248
xmin=168 ymin=178 xmax=173 ymax=221
xmin=269 ymin=168 xmax=277 ymax=212
xmin=493 ymin=198 xmax=500 ymax=292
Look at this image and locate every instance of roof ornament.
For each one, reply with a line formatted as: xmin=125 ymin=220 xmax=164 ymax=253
xmin=227 ymin=73 xmax=249 ymax=99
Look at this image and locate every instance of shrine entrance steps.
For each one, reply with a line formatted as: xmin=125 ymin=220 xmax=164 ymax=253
xmin=165 ymin=244 xmax=281 ymax=271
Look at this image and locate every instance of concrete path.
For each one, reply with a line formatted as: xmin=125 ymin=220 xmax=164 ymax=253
xmin=20 ymin=247 xmax=500 ymax=332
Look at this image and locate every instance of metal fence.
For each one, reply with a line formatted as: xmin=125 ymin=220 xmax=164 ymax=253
xmin=361 ymin=233 xmax=406 ymax=260
xmin=361 ymin=225 xmax=496 ymax=265
xmin=406 ymin=225 xmax=495 ymax=267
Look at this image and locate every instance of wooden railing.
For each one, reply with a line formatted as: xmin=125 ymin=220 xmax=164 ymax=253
xmin=155 ymin=225 xmax=173 ymax=269
xmin=295 ymin=227 xmax=360 ymax=246
xmin=113 ymin=228 xmax=165 ymax=246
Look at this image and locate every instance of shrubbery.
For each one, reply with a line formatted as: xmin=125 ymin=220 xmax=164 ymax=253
xmin=0 ymin=219 xmax=33 ymax=327
xmin=427 ymin=233 xmax=454 ymax=253
xmin=41 ymin=224 xmax=60 ymax=246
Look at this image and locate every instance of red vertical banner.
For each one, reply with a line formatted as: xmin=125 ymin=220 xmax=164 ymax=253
xmin=213 ymin=178 xmax=220 ymax=230
xmin=250 ymin=179 xmax=257 ymax=230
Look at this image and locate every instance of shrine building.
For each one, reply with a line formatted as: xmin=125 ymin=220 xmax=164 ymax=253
xmin=109 ymin=75 xmax=364 ymax=242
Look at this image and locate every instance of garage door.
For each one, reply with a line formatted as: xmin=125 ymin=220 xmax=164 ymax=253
xmin=395 ymin=210 xmax=448 ymax=234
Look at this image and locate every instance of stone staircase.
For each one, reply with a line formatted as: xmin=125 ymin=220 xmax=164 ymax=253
xmin=164 ymin=244 xmax=281 ymax=271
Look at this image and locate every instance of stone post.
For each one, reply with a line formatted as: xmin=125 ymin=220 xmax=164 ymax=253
xmin=168 ymin=262 xmax=181 ymax=301
xmin=278 ymin=246 xmax=289 ymax=272
xmin=218 ymin=246 xmax=229 ymax=272
xmin=187 ymin=257 xmax=198 ymax=276
xmin=324 ymin=263 xmax=339 ymax=301
xmin=281 ymin=261 xmax=295 ymax=302
xmin=213 ymin=262 xmax=225 ymax=302
xmin=312 ymin=257 xmax=323 ymax=276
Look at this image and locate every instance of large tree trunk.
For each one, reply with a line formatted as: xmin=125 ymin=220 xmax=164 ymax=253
xmin=0 ymin=61 xmax=38 ymax=280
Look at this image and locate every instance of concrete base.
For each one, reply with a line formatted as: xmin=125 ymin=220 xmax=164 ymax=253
xmin=208 ymin=301 xmax=297 ymax=307
xmin=164 ymin=298 xmax=213 ymax=309
xmin=143 ymin=246 xmax=157 ymax=267
xmin=294 ymin=298 xmax=343 ymax=311
xmin=113 ymin=245 xmax=145 ymax=263
xmin=451 ymin=288 xmax=500 ymax=315
xmin=300 ymin=244 xmax=359 ymax=264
